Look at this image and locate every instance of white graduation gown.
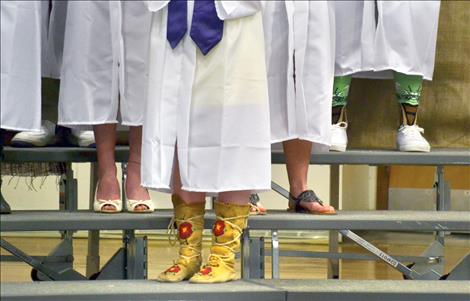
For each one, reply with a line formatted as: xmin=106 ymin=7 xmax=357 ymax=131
xmin=1 ymin=1 xmax=42 ymax=131
xmin=142 ymin=1 xmax=271 ymax=194
xmin=41 ymin=0 xmax=68 ymax=79
xmin=262 ymin=1 xmax=335 ymax=150
xmin=58 ymin=1 xmax=151 ymax=128
xmin=335 ymin=1 xmax=441 ymax=80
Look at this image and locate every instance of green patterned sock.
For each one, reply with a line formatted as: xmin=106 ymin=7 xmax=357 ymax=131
xmin=394 ymin=72 xmax=423 ymax=106
xmin=332 ymin=76 xmax=352 ymax=107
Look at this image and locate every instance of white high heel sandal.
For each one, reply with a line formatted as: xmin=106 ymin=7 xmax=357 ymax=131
xmin=124 ymin=161 xmax=155 ymax=213
xmin=124 ymin=184 xmax=154 ymax=213
xmin=126 ymin=197 xmax=155 ymax=213
xmin=93 ymin=182 xmax=122 ymax=213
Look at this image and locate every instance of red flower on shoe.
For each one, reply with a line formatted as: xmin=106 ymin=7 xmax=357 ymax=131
xmin=179 ymin=222 xmax=193 ymax=239
xmin=166 ymin=265 xmax=181 ymax=273
xmin=199 ymin=266 xmax=212 ymax=276
xmin=213 ymin=220 xmax=225 ymax=237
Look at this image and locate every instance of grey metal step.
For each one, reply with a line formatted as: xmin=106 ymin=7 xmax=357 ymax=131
xmin=272 ymin=148 xmax=470 ymax=166
xmin=253 ymin=279 xmax=470 ymax=301
xmin=3 ymin=147 xmax=469 ymax=165
xmin=0 ymin=280 xmax=283 ymax=301
xmin=1 ymin=280 xmax=469 ymax=301
xmin=1 ymin=210 xmax=469 ymax=232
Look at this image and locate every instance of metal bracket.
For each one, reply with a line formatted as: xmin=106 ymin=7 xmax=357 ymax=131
xmin=444 ymin=252 xmax=470 ymax=280
xmin=340 ymin=229 xmax=441 ymax=280
xmin=125 ymin=231 xmax=148 ymax=279
xmin=92 ymin=232 xmax=148 ymax=280
xmin=241 ymin=229 xmax=250 ymax=279
xmin=91 ymin=248 xmax=126 ymax=280
xmin=0 ymin=238 xmax=86 ymax=281
xmin=33 ymin=234 xmax=76 ymax=281
xmin=405 ymin=240 xmax=445 ymax=278
xmin=248 ymin=236 xmax=265 ymax=279
xmin=271 ymin=230 xmax=280 ymax=279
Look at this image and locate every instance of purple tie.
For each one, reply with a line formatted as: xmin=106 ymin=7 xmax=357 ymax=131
xmin=167 ymin=0 xmax=224 ymax=55
xmin=166 ymin=0 xmax=188 ymax=49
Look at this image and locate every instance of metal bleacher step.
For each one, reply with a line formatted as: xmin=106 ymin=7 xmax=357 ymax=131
xmin=1 ymin=210 xmax=469 ymax=232
xmin=3 ymin=146 xmax=469 ymax=165
xmin=1 ymin=280 xmax=469 ymax=301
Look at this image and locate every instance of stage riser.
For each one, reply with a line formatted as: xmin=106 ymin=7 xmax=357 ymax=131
xmin=1 ymin=280 xmax=468 ymax=301
xmin=3 ymin=147 xmax=470 ymax=165
xmin=2 ymin=210 xmax=469 ymax=232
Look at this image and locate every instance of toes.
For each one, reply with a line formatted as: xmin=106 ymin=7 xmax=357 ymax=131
xmin=102 ymin=204 xmax=117 ymax=212
xmin=134 ymin=204 xmax=150 ymax=212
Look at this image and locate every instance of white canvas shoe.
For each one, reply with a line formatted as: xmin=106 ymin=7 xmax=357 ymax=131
xmin=330 ymin=122 xmax=348 ymax=152
xmin=70 ymin=129 xmax=95 ymax=147
xmin=397 ymin=124 xmax=431 ymax=152
xmin=11 ymin=120 xmax=56 ymax=147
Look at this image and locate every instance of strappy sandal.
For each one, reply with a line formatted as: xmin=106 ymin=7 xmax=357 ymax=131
xmin=288 ymin=190 xmax=336 ymax=215
xmin=249 ymin=194 xmax=267 ymax=215
xmin=93 ymin=182 xmax=122 ymax=213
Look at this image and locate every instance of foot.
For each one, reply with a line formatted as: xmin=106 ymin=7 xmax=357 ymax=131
xmin=249 ymin=194 xmax=267 ymax=215
xmin=158 ymin=196 xmax=205 ymax=282
xmin=96 ymin=175 xmax=121 ymax=212
xmin=330 ymin=122 xmax=348 ymax=152
xmin=397 ymin=124 xmax=431 ymax=152
xmin=11 ymin=120 xmax=56 ymax=147
xmin=157 ymin=261 xmax=202 ymax=282
xmin=70 ymin=129 xmax=95 ymax=147
xmin=189 ymin=260 xmax=236 ymax=284
xmin=190 ymin=202 xmax=249 ymax=284
xmin=126 ymin=162 xmax=151 ymax=212
xmin=288 ymin=190 xmax=336 ymax=215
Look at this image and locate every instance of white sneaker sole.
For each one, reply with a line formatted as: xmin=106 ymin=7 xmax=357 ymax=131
xmin=68 ymin=135 xmax=95 ymax=148
xmin=398 ymin=144 xmax=431 ymax=152
xmin=330 ymin=144 xmax=347 ymax=152
xmin=78 ymin=139 xmax=96 ymax=148
xmin=11 ymin=137 xmax=54 ymax=147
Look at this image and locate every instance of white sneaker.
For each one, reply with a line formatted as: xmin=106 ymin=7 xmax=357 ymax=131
xmin=397 ymin=124 xmax=431 ymax=152
xmin=11 ymin=120 xmax=56 ymax=147
xmin=70 ymin=129 xmax=95 ymax=148
xmin=330 ymin=122 xmax=348 ymax=152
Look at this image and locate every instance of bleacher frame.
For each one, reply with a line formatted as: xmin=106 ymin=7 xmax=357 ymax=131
xmin=1 ymin=147 xmax=469 ymax=298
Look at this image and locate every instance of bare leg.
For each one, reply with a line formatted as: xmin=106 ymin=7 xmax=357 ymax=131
xmin=126 ymin=126 xmax=151 ymax=211
xmin=283 ymin=139 xmax=335 ymax=213
xmin=283 ymin=139 xmax=311 ymax=197
xmin=94 ymin=124 xmax=120 ymax=211
xmin=172 ymin=150 xmax=206 ymax=205
xmin=218 ymin=191 xmax=251 ymax=206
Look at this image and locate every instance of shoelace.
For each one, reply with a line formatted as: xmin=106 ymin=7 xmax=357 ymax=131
xmin=332 ymin=122 xmax=348 ymax=129
xmin=167 ymin=214 xmax=204 ymax=262
xmin=204 ymin=213 xmax=248 ymax=269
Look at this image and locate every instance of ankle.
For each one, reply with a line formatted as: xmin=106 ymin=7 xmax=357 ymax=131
xmin=289 ymin=185 xmax=308 ymax=198
xmin=332 ymin=106 xmax=346 ymax=124
xmin=99 ymin=173 xmax=118 ymax=184
xmin=99 ymin=166 xmax=117 ymax=180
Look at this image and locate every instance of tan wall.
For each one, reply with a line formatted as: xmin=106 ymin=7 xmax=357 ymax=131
xmin=346 ymin=1 xmax=470 ymax=149
xmin=390 ymin=166 xmax=470 ymax=190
